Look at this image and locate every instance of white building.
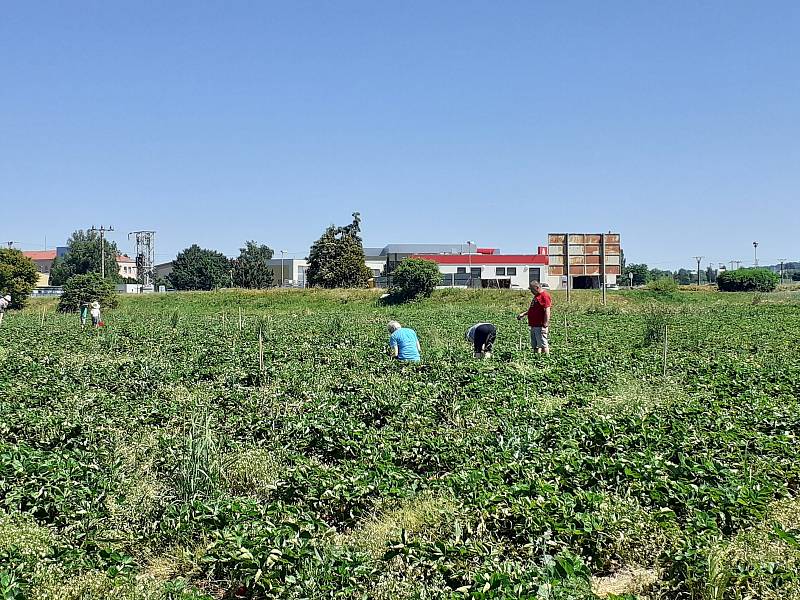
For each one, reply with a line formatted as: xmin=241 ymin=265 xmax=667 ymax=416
xmin=411 ymin=247 xmax=555 ymax=289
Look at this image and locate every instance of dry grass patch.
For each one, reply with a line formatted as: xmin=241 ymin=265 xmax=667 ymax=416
xmin=343 ymin=492 xmax=458 ymax=558
xmin=222 ymin=447 xmax=283 ymax=498
xmin=592 ymin=567 xmax=659 ymax=598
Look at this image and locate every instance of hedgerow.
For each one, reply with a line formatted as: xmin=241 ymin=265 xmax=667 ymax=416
xmin=717 ymin=268 xmax=779 ymax=292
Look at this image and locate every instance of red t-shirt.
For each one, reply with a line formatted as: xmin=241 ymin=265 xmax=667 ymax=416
xmin=527 ymin=291 xmax=552 ymax=327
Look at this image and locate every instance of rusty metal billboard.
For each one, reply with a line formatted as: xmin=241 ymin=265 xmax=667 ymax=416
xmin=547 ymin=233 xmax=621 ymax=277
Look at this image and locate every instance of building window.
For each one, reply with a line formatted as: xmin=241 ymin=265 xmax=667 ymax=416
xmin=372 ymin=269 xmax=381 ymax=277
xmin=507 ymin=267 xmax=517 ymax=276
xmin=495 ymin=267 xmax=506 ymax=276
xmin=457 ymin=267 xmax=466 ymax=274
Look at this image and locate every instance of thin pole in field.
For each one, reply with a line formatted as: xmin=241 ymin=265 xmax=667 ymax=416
xmin=600 ymin=233 xmax=607 ymax=305
xmin=662 ymin=323 xmax=669 ymax=377
xmin=564 ymin=313 xmax=568 ymax=346
xmin=565 ymin=233 xmax=571 ymax=303
xmin=239 ymin=307 xmax=243 ymax=330
xmin=258 ymin=327 xmax=264 ymax=374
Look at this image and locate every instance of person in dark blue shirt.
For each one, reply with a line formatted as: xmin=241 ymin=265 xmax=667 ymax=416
xmin=388 ymin=320 xmax=421 ymax=362
xmin=466 ymin=322 xmax=497 ymax=359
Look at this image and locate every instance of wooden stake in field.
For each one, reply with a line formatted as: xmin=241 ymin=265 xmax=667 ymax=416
xmin=258 ymin=326 xmax=264 ymax=374
xmin=564 ymin=313 xmax=569 ymax=346
xmin=239 ymin=307 xmax=243 ymax=331
xmin=662 ymin=323 xmax=669 ymax=377
xmin=40 ymin=307 xmax=46 ymax=327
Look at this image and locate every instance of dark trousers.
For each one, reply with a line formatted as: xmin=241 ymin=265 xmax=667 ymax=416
xmin=474 ymin=324 xmax=497 ymax=353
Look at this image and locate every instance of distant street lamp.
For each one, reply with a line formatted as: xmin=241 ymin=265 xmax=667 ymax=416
xmin=753 ymin=241 xmax=759 ymax=267
xmin=465 ymin=241 xmax=473 ymax=288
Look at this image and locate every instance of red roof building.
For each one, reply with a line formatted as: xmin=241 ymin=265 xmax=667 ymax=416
xmin=410 ymin=247 xmax=553 ymax=289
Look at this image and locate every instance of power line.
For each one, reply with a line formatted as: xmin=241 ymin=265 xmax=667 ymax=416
xmin=90 ymin=225 xmax=114 ymax=279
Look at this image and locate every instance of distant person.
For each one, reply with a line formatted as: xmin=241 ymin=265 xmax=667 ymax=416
xmin=387 ymin=320 xmax=421 ymax=362
xmin=0 ymin=295 xmax=10 ymax=327
xmin=90 ymin=300 xmax=102 ymax=328
xmin=80 ymin=302 xmax=89 ymax=327
xmin=517 ymin=282 xmax=551 ymax=354
xmin=466 ymin=322 xmax=496 ymax=359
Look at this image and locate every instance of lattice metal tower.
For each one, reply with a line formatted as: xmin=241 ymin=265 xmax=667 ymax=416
xmin=128 ymin=231 xmax=156 ymax=286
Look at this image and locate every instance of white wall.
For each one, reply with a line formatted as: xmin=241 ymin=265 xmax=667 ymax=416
xmin=365 ymin=259 xmax=385 ymax=277
xmin=437 ymin=263 xmax=548 ymax=289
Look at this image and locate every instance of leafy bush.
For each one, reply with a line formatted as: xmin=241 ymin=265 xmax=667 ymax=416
xmin=57 ymin=272 xmax=118 ymax=312
xmin=0 ymin=249 xmax=38 ymax=309
xmin=647 ymin=277 xmax=678 ymax=294
xmin=643 ymin=304 xmax=671 ymax=345
xmin=389 ymin=258 xmax=441 ymax=301
xmin=717 ymin=268 xmax=779 ymax=292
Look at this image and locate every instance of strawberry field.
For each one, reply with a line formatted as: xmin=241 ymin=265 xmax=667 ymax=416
xmin=1 ymin=289 xmax=799 ymax=599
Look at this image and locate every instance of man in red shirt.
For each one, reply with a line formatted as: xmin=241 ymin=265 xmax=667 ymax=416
xmin=517 ymin=282 xmax=552 ymax=354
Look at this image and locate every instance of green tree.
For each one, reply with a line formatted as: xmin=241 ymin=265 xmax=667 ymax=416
xmin=168 ymin=244 xmax=231 ymax=291
xmin=676 ymin=269 xmax=694 ymax=285
xmin=0 ymin=249 xmax=39 ymax=309
xmin=621 ymin=263 xmax=650 ymax=286
xmin=306 ymin=213 xmax=371 ymax=288
xmin=705 ymin=265 xmax=717 ymax=284
xmin=390 ymin=258 xmax=441 ymax=301
xmin=58 ymin=272 xmax=118 ymax=312
xmin=232 ymin=241 xmax=274 ymax=289
xmin=649 ymin=268 xmax=673 ymax=281
xmin=50 ymin=230 xmax=121 ymax=285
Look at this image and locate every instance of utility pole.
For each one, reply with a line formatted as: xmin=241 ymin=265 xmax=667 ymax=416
xmin=565 ymin=234 xmax=571 ymax=302
xmin=90 ymin=225 xmax=114 ymax=278
xmin=778 ymin=259 xmax=788 ymax=284
xmin=600 ymin=233 xmax=607 ymax=305
xmin=753 ymin=241 xmax=759 ymax=267
xmin=465 ymin=240 xmax=473 ymax=289
xmin=281 ymin=250 xmax=287 ymax=287
xmin=693 ymin=256 xmax=703 ymax=286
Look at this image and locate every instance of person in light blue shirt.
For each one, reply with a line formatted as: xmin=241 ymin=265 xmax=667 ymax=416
xmin=387 ymin=320 xmax=421 ymax=362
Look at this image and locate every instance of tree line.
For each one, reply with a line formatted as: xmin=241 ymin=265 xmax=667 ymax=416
xmin=621 ymin=263 xmax=721 ymax=286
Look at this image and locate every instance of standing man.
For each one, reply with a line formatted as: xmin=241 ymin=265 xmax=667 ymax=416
xmin=90 ymin=300 xmax=102 ymax=328
xmin=517 ymin=282 xmax=551 ymax=354
xmin=466 ymin=322 xmax=497 ymax=359
xmin=387 ymin=320 xmax=421 ymax=362
xmin=0 ymin=295 xmax=10 ymax=327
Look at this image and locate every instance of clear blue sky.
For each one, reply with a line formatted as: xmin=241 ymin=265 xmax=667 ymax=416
xmin=2 ymin=1 xmax=798 ymax=270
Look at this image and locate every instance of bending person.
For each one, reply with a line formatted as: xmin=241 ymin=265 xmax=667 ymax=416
xmin=466 ymin=322 xmax=496 ymax=359
xmin=387 ymin=320 xmax=421 ymax=362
